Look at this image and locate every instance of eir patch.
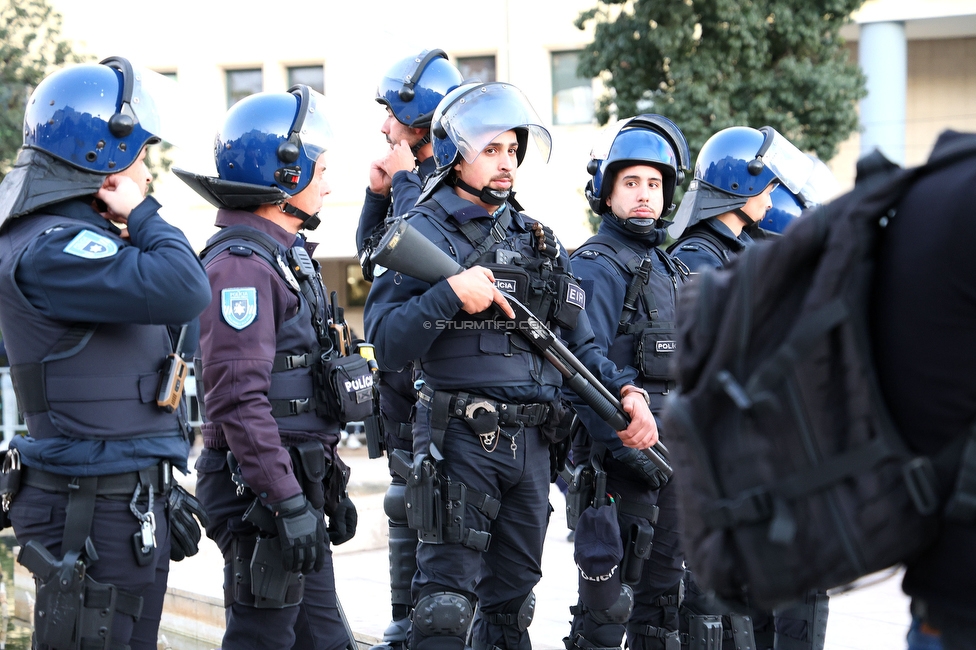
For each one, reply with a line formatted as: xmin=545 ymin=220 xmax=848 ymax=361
xmin=221 ymin=288 xmax=257 ymax=330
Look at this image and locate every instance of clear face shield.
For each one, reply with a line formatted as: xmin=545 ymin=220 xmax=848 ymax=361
xmin=125 ymin=65 xmax=194 ymax=150
xmin=294 ymin=88 xmax=333 ymax=165
xmin=760 ymin=129 xmax=814 ymax=195
xmin=798 ymin=157 xmax=839 ymax=207
xmin=439 ymin=83 xmax=552 ymax=165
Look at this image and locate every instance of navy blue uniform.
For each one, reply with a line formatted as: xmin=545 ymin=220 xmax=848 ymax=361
xmin=365 ymin=186 xmax=635 ymax=650
xmin=568 ymin=217 xmax=686 ymax=650
xmin=0 ymin=196 xmax=211 ymax=649
xmin=668 ymin=218 xmax=753 ymax=272
xmin=194 ymin=209 xmax=349 ymax=650
xmin=872 ymin=130 xmax=976 ymax=650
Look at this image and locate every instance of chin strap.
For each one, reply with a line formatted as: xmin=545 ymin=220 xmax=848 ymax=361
xmin=733 ymin=207 xmax=755 ymax=227
xmin=410 ymin=132 xmax=431 ymax=157
xmin=279 ymin=202 xmax=321 ymax=231
xmin=454 ymin=178 xmax=509 ymax=206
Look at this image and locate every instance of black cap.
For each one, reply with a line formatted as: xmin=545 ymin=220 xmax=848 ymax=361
xmin=575 ymin=502 xmax=623 ymax=610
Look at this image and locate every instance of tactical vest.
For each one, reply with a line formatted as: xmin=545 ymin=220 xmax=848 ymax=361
xmin=410 ymin=188 xmax=583 ymax=394
xmin=573 ymin=235 xmax=683 ymax=409
xmin=0 ymin=214 xmax=180 ymax=441
xmin=200 ymin=226 xmax=340 ymax=437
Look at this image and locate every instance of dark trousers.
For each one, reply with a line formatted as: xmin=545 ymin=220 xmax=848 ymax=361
xmin=195 ymin=448 xmax=347 ymax=650
xmin=9 ymin=483 xmax=171 ymax=650
xmin=412 ymin=402 xmax=552 ymax=650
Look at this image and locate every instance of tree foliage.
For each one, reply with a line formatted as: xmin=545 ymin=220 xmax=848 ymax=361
xmin=576 ymin=0 xmax=867 ymax=163
xmin=0 ymin=0 xmax=82 ymax=176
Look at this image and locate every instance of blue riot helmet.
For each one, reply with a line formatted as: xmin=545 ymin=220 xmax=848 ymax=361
xmin=376 ymin=49 xmax=464 ymax=129
xmin=758 ymin=156 xmax=838 ymax=235
xmin=0 ymin=57 xmax=189 ymax=228
xmin=758 ymin=185 xmax=804 ymax=235
xmin=421 ymin=82 xmax=552 ymax=205
xmin=174 ymin=85 xmax=333 ymax=230
xmin=585 ymin=114 xmax=690 ymax=233
xmin=24 ymin=56 xmax=185 ymax=173
xmin=668 ymin=126 xmax=814 ymax=239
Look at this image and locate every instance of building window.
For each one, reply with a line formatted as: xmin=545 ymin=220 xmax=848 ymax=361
xmin=346 ymin=264 xmax=370 ymax=307
xmin=551 ymin=51 xmax=594 ymax=125
xmin=457 ymin=55 xmax=496 ymax=83
xmin=288 ymin=65 xmax=324 ymax=94
xmin=226 ymin=69 xmax=263 ymax=108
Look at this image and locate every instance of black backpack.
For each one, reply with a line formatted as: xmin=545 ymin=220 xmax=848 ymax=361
xmin=661 ymin=139 xmax=976 ymax=609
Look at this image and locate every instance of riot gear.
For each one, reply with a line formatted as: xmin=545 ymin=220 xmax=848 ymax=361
xmin=377 ymin=49 xmax=464 ymax=130
xmin=585 ymin=114 xmax=690 ymax=222
xmin=422 ymin=82 xmax=552 ymax=203
xmin=758 ymin=157 xmax=838 ymax=236
xmin=174 ymin=85 xmax=332 ymax=230
xmin=668 ymin=126 xmax=814 ymax=240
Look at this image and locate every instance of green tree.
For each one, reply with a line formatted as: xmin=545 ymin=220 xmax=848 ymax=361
xmin=576 ymin=0 xmax=867 ymax=164
xmin=0 ymin=0 xmax=81 ymax=178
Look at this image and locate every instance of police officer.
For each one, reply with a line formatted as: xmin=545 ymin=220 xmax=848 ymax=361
xmin=667 ymin=126 xmax=815 ymax=271
xmin=364 ymin=82 xmax=658 ymax=650
xmin=667 ymin=126 xmax=830 ymax=650
xmin=0 ymin=57 xmax=212 ymax=650
xmin=565 ymin=115 xmax=703 ymax=650
xmin=175 ymin=85 xmax=363 ymax=650
xmin=357 ymin=50 xmax=463 ymax=650
xmin=871 ymin=130 xmax=976 ymax=650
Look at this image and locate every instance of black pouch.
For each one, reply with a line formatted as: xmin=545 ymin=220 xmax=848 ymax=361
xmin=636 ymin=322 xmax=677 ymax=382
xmin=289 ymin=442 xmax=329 ymax=512
xmin=322 ymin=453 xmax=351 ymax=518
xmin=484 ymin=263 xmax=530 ymax=304
xmin=565 ymin=463 xmax=594 ymax=530
xmin=620 ymin=522 xmax=655 ymax=585
xmin=541 ymin=400 xmax=578 ymax=482
xmin=320 ymin=354 xmax=374 ymax=424
xmin=550 ymin=274 xmax=585 ymax=331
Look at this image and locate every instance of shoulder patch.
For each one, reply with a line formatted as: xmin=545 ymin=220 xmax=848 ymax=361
xmin=221 ymin=288 xmax=258 ymax=330
xmin=577 ymin=250 xmax=599 ymax=259
xmin=63 ymin=230 xmax=119 ymax=259
xmin=679 ymin=244 xmax=701 ymax=251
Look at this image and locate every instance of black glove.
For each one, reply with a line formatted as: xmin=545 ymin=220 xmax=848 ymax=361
xmin=612 ymin=447 xmax=670 ymax=490
xmin=168 ymin=484 xmax=210 ymax=562
xmin=327 ymin=496 xmax=358 ymax=545
xmin=271 ymin=494 xmax=328 ymax=573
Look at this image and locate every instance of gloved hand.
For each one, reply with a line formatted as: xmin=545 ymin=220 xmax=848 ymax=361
xmin=612 ymin=447 xmax=670 ymax=490
xmin=271 ymin=494 xmax=328 ymax=573
xmin=327 ymin=496 xmax=358 ymax=545
xmin=168 ymin=484 xmax=210 ymax=562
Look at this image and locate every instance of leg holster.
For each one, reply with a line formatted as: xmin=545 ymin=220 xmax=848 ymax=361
xmin=402 ymin=453 xmax=498 ymax=552
xmin=20 ymin=540 xmax=142 ymax=650
xmin=225 ymin=534 xmax=305 ymax=609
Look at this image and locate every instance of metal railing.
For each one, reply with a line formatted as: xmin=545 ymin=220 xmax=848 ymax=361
xmin=0 ymin=367 xmax=204 ymax=449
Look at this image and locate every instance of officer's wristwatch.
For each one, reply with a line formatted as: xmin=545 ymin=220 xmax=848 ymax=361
xmin=620 ymin=385 xmax=651 ymax=406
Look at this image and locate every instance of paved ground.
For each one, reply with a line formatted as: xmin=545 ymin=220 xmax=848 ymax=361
xmin=166 ymin=441 xmax=913 ymax=649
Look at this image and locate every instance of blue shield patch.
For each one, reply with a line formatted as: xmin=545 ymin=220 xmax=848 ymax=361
xmin=221 ymin=288 xmax=258 ymax=330
xmin=63 ymin=230 xmax=119 ymax=260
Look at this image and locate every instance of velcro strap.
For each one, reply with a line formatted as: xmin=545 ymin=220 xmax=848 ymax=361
xmin=467 ymin=489 xmax=502 ymax=520
xmin=635 ymin=624 xmax=673 ymax=640
xmin=115 ymin=589 xmax=144 ymax=620
xmin=9 ymin=363 xmax=48 ymax=412
xmin=382 ymin=417 xmax=413 ymax=441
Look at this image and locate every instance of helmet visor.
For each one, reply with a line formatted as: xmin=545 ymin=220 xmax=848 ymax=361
xmin=441 ymin=84 xmax=552 ymax=164
xmin=761 ymin=129 xmax=814 ymax=195
xmin=797 ymin=157 xmax=839 ymax=207
xmin=296 ymin=88 xmax=333 ymax=164
xmin=128 ymin=66 xmax=193 ymax=149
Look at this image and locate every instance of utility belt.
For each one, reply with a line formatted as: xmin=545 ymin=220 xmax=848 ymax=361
xmin=228 ymin=440 xmax=348 ymax=518
xmin=389 ymin=449 xmax=500 ymax=553
xmin=19 ymin=461 xmax=172 ymax=497
xmin=418 ymin=384 xmax=551 ymax=434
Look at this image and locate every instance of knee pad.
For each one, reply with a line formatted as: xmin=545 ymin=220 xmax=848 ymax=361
xmin=385 ymin=482 xmax=409 ymax=524
xmin=591 ymin=584 xmax=635 ymax=626
xmin=413 ymin=591 xmax=474 ymax=638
